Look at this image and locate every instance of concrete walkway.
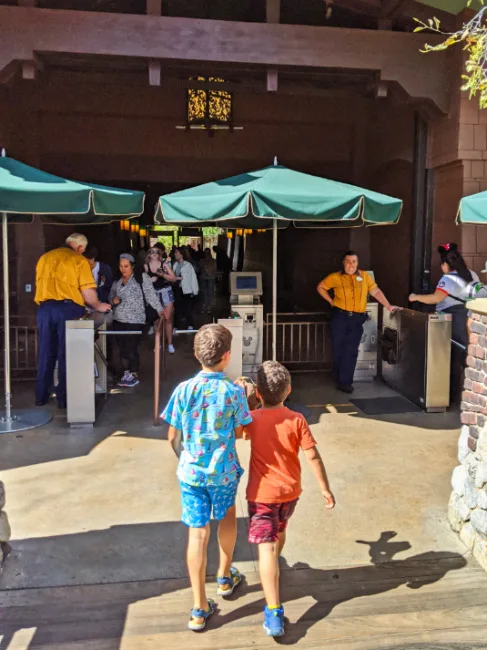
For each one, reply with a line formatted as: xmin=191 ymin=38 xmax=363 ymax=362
xmin=1 ymin=334 xmax=487 ymax=648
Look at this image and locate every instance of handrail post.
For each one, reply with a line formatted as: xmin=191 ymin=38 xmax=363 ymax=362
xmin=153 ymin=321 xmax=161 ymax=426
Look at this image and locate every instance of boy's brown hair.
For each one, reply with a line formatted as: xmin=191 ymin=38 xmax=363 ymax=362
xmin=194 ymin=323 xmax=232 ymax=368
xmin=256 ymin=360 xmax=291 ymax=406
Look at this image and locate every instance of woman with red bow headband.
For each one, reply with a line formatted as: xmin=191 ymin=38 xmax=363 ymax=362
xmin=409 ymin=243 xmax=480 ymax=402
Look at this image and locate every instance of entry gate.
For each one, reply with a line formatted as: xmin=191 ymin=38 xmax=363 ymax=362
xmin=264 ymin=312 xmax=332 ymax=372
xmin=0 ymin=315 xmax=38 ymax=381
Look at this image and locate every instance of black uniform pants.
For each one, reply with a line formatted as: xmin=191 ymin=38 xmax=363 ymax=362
xmin=330 ymin=308 xmax=366 ymax=386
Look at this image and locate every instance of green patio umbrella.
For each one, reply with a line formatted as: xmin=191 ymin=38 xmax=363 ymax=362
xmin=155 ymin=161 xmax=402 ymax=360
xmin=457 ymin=191 xmax=487 ymax=224
xmin=0 ymin=150 xmax=145 ymax=433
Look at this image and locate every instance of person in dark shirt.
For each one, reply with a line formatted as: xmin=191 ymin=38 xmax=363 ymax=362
xmin=84 ymin=246 xmax=114 ymax=304
xmin=213 ymin=245 xmax=232 ymax=295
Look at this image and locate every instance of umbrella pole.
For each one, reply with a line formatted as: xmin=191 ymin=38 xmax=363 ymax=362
xmin=272 ymin=219 xmax=277 ymax=361
xmin=2 ymin=212 xmax=11 ymax=421
xmin=0 ymin=211 xmax=52 ymax=433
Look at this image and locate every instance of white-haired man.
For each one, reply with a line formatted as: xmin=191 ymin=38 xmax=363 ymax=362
xmin=35 ymin=233 xmax=111 ymax=408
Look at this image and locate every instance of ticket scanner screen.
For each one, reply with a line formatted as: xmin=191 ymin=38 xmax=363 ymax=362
xmin=230 ymin=272 xmax=263 ymax=304
xmin=236 ymin=276 xmax=258 ymax=291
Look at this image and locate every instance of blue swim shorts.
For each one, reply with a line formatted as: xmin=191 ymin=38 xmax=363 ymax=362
xmin=180 ymin=480 xmax=239 ymax=528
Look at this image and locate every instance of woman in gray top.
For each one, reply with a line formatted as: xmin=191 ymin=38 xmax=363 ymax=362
xmin=109 ymin=253 xmax=163 ymax=388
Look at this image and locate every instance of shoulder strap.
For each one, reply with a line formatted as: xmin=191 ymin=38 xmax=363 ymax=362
xmin=135 ymin=274 xmax=148 ymax=305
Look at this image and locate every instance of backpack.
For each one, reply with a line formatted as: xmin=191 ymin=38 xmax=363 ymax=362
xmin=444 ymin=273 xmax=487 ymax=304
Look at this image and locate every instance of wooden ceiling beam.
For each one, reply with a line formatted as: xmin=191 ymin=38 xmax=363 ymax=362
xmin=380 ymin=0 xmax=407 ymax=18
xmin=334 ymin=0 xmax=457 ymax=30
xmin=393 ymin=1 xmax=457 ymax=31
xmin=0 ymin=5 xmax=452 ymax=113
xmin=331 ymin=0 xmax=381 ymax=17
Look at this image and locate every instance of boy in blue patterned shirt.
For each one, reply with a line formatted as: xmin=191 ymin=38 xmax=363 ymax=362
xmin=162 ymin=323 xmax=252 ymax=632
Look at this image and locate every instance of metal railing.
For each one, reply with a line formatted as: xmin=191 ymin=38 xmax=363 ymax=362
xmin=264 ymin=312 xmax=332 ymax=372
xmin=0 ymin=315 xmax=38 ymax=381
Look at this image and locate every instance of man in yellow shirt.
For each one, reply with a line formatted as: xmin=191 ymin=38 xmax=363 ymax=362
xmin=35 ymin=233 xmax=111 ymax=408
xmin=317 ymin=250 xmax=399 ymax=394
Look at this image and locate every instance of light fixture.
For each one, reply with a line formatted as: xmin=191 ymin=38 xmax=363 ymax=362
xmin=177 ymin=76 xmax=243 ymax=135
xmin=140 ymin=228 xmax=147 ymax=237
xmin=227 ymin=231 xmax=233 ymax=239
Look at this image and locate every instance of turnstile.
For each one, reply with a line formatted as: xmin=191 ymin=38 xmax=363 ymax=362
xmin=66 ymin=313 xmax=109 ymax=426
xmin=381 ymin=309 xmax=452 ymax=412
xmin=66 ymin=313 xmax=143 ymax=427
xmin=354 ymin=302 xmax=379 ymax=382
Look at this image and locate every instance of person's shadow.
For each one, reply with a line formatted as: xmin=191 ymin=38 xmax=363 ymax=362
xmin=213 ymin=531 xmax=467 ymax=645
xmin=356 ymin=530 xmax=412 ymax=564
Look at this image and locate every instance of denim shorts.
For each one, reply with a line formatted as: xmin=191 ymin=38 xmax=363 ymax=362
xmin=158 ymin=286 xmax=174 ymax=307
xmin=180 ymin=480 xmax=239 ymax=528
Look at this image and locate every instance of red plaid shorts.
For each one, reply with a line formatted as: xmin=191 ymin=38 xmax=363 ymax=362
xmin=247 ymin=499 xmax=299 ymax=544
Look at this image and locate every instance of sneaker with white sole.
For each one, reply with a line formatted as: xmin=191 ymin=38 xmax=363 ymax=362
xmin=117 ymin=370 xmax=131 ymax=387
xmin=168 ymin=344 xmax=175 ymax=354
xmin=263 ymin=606 xmax=285 ymax=637
xmin=121 ymin=372 xmax=140 ymax=388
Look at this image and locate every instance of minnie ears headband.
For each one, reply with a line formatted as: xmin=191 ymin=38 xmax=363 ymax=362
xmin=438 ymin=242 xmax=458 ymax=254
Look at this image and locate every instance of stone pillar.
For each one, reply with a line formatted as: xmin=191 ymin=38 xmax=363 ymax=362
xmin=0 ymin=481 xmax=11 ymax=574
xmin=450 ymin=299 xmax=487 ymax=571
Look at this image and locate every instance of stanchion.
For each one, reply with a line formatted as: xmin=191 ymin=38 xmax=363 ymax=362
xmin=154 ymin=320 xmax=162 ymax=426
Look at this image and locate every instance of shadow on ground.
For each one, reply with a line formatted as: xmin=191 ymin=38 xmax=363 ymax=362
xmin=0 ymin=530 xmax=469 ymax=649
xmin=0 ymin=518 xmax=254 ymax=590
xmin=212 ymin=532 xmax=468 ymax=645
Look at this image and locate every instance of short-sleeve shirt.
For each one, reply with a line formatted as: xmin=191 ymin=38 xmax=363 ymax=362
xmin=162 ymin=371 xmax=252 ymax=487
xmin=436 ymin=271 xmax=480 ymax=312
xmin=244 ymin=406 xmax=317 ymax=504
xmin=35 ymin=247 xmax=97 ymax=307
xmin=319 ymin=270 xmax=377 ymax=313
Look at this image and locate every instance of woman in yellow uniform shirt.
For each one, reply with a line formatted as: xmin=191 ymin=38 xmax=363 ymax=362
xmin=317 ymin=250 xmax=399 ymax=394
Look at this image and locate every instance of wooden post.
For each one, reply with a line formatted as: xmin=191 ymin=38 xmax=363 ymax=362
xmin=266 ymin=0 xmax=280 ymax=91
xmin=146 ymin=0 xmax=162 ymax=15
xmin=148 ymin=59 xmax=161 ymax=86
xmin=267 ymin=69 xmax=278 ymax=92
xmin=147 ymin=0 xmax=162 ymax=86
xmin=154 ymin=323 xmax=161 ymax=426
xmin=266 ymin=0 xmax=280 ymax=23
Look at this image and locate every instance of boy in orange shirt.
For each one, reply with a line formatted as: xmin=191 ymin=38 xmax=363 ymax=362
xmin=243 ymin=361 xmax=335 ymax=638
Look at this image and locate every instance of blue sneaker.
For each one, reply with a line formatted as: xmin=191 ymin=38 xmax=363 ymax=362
xmin=263 ymin=605 xmax=285 ymax=637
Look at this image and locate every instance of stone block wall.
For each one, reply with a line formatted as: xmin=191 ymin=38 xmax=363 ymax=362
xmin=450 ymin=302 xmax=487 ymax=571
xmin=0 ymin=481 xmax=11 ymax=574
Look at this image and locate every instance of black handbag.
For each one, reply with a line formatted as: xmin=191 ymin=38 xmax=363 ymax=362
xmin=137 ymin=279 xmax=159 ymax=326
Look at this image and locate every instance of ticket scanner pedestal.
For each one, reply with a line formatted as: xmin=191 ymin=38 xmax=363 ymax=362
xmin=65 ymin=313 xmax=142 ymax=427
xmin=229 ymin=272 xmax=263 ymax=378
xmin=217 ymin=318 xmax=243 ymax=381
